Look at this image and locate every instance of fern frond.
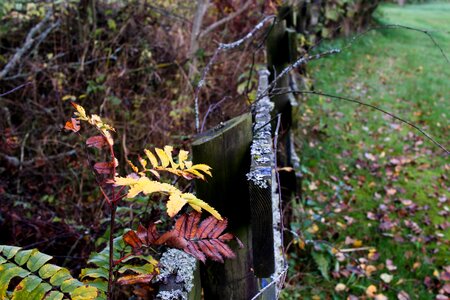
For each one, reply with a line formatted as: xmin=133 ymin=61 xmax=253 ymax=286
xmin=0 ymin=245 xmax=102 ymax=300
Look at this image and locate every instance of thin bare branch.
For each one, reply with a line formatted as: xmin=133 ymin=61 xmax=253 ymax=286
xmin=0 ymin=9 xmax=59 ymax=80
xmin=194 ymin=15 xmax=276 ymax=132
xmin=199 ymin=0 xmax=253 ymax=39
xmin=271 ymin=89 xmax=449 ymax=155
xmin=0 ymin=82 xmax=31 ymax=97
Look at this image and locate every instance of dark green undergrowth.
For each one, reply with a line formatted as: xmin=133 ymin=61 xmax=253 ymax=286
xmin=283 ymin=3 xmax=449 ymax=299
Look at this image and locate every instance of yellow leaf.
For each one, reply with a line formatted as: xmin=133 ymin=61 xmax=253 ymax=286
xmin=178 ymin=150 xmax=189 ymax=169
xmin=189 ymin=204 xmax=202 ymax=212
xmin=62 ymin=94 xmax=76 ymax=102
xmin=114 ymin=176 xmax=139 ymax=186
xmin=182 ymin=193 xmax=222 ymax=220
xmin=102 ymin=130 xmax=114 ymax=146
xmin=190 ymin=164 xmax=212 ymax=177
xmin=365 ymin=265 xmax=377 ymax=277
xmin=164 ymin=145 xmax=178 ymax=169
xmin=71 ymin=102 xmax=88 ymax=120
xmin=149 ymin=169 xmax=160 ymax=179
xmin=183 ymin=168 xmax=205 ymax=180
xmin=353 ymin=239 xmax=363 ymax=247
xmin=307 ymin=223 xmax=319 ymax=234
xmin=155 ymin=148 xmax=170 ymax=168
xmin=184 ymin=161 xmax=193 ymax=168
xmin=144 ymin=149 xmax=159 ymax=168
xmin=366 ymin=285 xmax=377 ymax=297
xmin=138 ymin=156 xmax=147 ymax=169
xmin=127 ymin=160 xmax=138 ymax=173
xmin=167 ymin=193 xmax=188 ymax=217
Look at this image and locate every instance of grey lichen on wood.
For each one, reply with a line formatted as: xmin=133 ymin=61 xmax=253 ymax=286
xmin=247 ymin=69 xmax=277 ymax=278
xmin=156 ymin=249 xmax=197 ymax=300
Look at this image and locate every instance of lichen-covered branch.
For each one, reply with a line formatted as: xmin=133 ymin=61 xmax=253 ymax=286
xmin=0 ymin=9 xmax=59 ymax=80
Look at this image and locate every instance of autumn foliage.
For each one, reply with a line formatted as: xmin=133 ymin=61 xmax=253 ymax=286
xmin=0 ymin=102 xmax=238 ymax=299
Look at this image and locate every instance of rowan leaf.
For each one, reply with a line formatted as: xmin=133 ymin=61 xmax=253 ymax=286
xmin=178 ymin=150 xmax=189 ymax=169
xmin=167 ymin=193 xmax=188 ymax=217
xmin=155 ymin=148 xmax=170 ymax=168
xmin=188 ymin=164 xmax=212 ymax=177
xmin=164 ymin=145 xmax=178 ymax=169
xmin=70 ymin=102 xmax=87 ymax=120
xmin=138 ymin=156 xmax=147 ymax=169
xmin=161 ymin=212 xmax=234 ymax=263
xmin=182 ymin=193 xmax=222 ymax=220
xmin=126 ymin=160 xmax=139 ymax=173
xmin=144 ymin=149 xmax=158 ymax=168
xmin=94 ymin=159 xmax=118 ymax=175
xmin=86 ymin=135 xmax=108 ymax=149
xmin=64 ymin=118 xmax=80 ymax=132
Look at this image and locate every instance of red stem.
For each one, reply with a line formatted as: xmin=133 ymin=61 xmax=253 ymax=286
xmin=107 ymin=143 xmax=117 ymax=299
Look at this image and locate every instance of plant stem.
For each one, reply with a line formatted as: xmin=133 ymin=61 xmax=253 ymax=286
xmin=107 ymin=201 xmax=117 ymax=299
xmin=107 ymin=142 xmax=118 ymax=299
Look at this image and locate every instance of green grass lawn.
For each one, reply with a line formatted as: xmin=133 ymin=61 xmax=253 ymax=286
xmin=283 ymin=3 xmax=449 ymax=299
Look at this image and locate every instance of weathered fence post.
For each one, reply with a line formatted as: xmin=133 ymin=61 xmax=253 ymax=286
xmin=192 ymin=113 xmax=257 ymax=299
xmin=246 ymin=69 xmax=285 ymax=300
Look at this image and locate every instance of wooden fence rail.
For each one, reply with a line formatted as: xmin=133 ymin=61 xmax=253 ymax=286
xmin=156 ymin=4 xmax=308 ymax=299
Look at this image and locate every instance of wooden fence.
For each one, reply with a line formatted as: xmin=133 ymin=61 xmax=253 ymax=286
xmin=155 ymin=4 xmax=307 ymax=299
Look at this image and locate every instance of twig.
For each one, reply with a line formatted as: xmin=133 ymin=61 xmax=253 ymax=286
xmin=200 ymin=96 xmax=231 ymax=132
xmin=283 ymin=89 xmax=449 ymax=155
xmin=198 ymin=0 xmax=253 ymax=39
xmin=250 ymin=265 xmax=288 ymax=300
xmin=339 ymin=247 xmax=372 ymax=253
xmin=347 ymin=24 xmax=450 ymax=64
xmin=0 ymin=9 xmax=57 ymax=80
xmin=194 ymin=15 xmax=276 ymax=132
xmin=0 ymin=82 xmax=31 ymax=97
xmin=262 ymin=49 xmax=341 ymax=98
xmin=0 ymin=150 xmax=77 ymax=168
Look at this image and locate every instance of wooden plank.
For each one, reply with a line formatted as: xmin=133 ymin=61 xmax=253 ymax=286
xmin=192 ymin=113 xmax=257 ymax=299
xmin=248 ymin=70 xmax=275 ymax=278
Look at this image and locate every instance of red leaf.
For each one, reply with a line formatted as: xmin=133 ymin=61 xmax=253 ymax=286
xmin=196 ymin=217 xmax=219 ymax=239
xmin=186 ymin=211 xmax=201 ymax=239
xmin=123 ymin=230 xmax=143 ymax=250
xmin=64 ymin=118 xmax=80 ymax=132
xmin=147 ymin=224 xmax=160 ymax=244
xmin=119 ymin=212 xmax=238 ymax=264
xmin=185 ymin=242 xmax=206 ymax=263
xmin=86 ymin=135 xmax=108 ymax=149
xmin=198 ymin=240 xmax=223 ymax=263
xmin=94 ymin=160 xmax=117 ymax=174
xmin=207 ymin=218 xmax=228 ymax=238
xmin=218 ymin=233 xmax=234 ymax=241
xmin=210 ymin=239 xmax=235 ymax=259
xmin=136 ymin=224 xmax=148 ymax=244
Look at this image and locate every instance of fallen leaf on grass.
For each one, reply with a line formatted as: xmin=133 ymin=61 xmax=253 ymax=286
xmin=397 ymin=290 xmax=410 ymax=300
xmin=334 ymin=283 xmax=346 ymax=292
xmin=365 ymin=265 xmax=377 ymax=276
xmin=386 ymin=259 xmax=397 ymax=271
xmin=380 ymin=273 xmax=393 ymax=283
xmin=366 ymin=285 xmax=377 ymax=297
xmin=374 ymin=294 xmax=388 ymax=300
